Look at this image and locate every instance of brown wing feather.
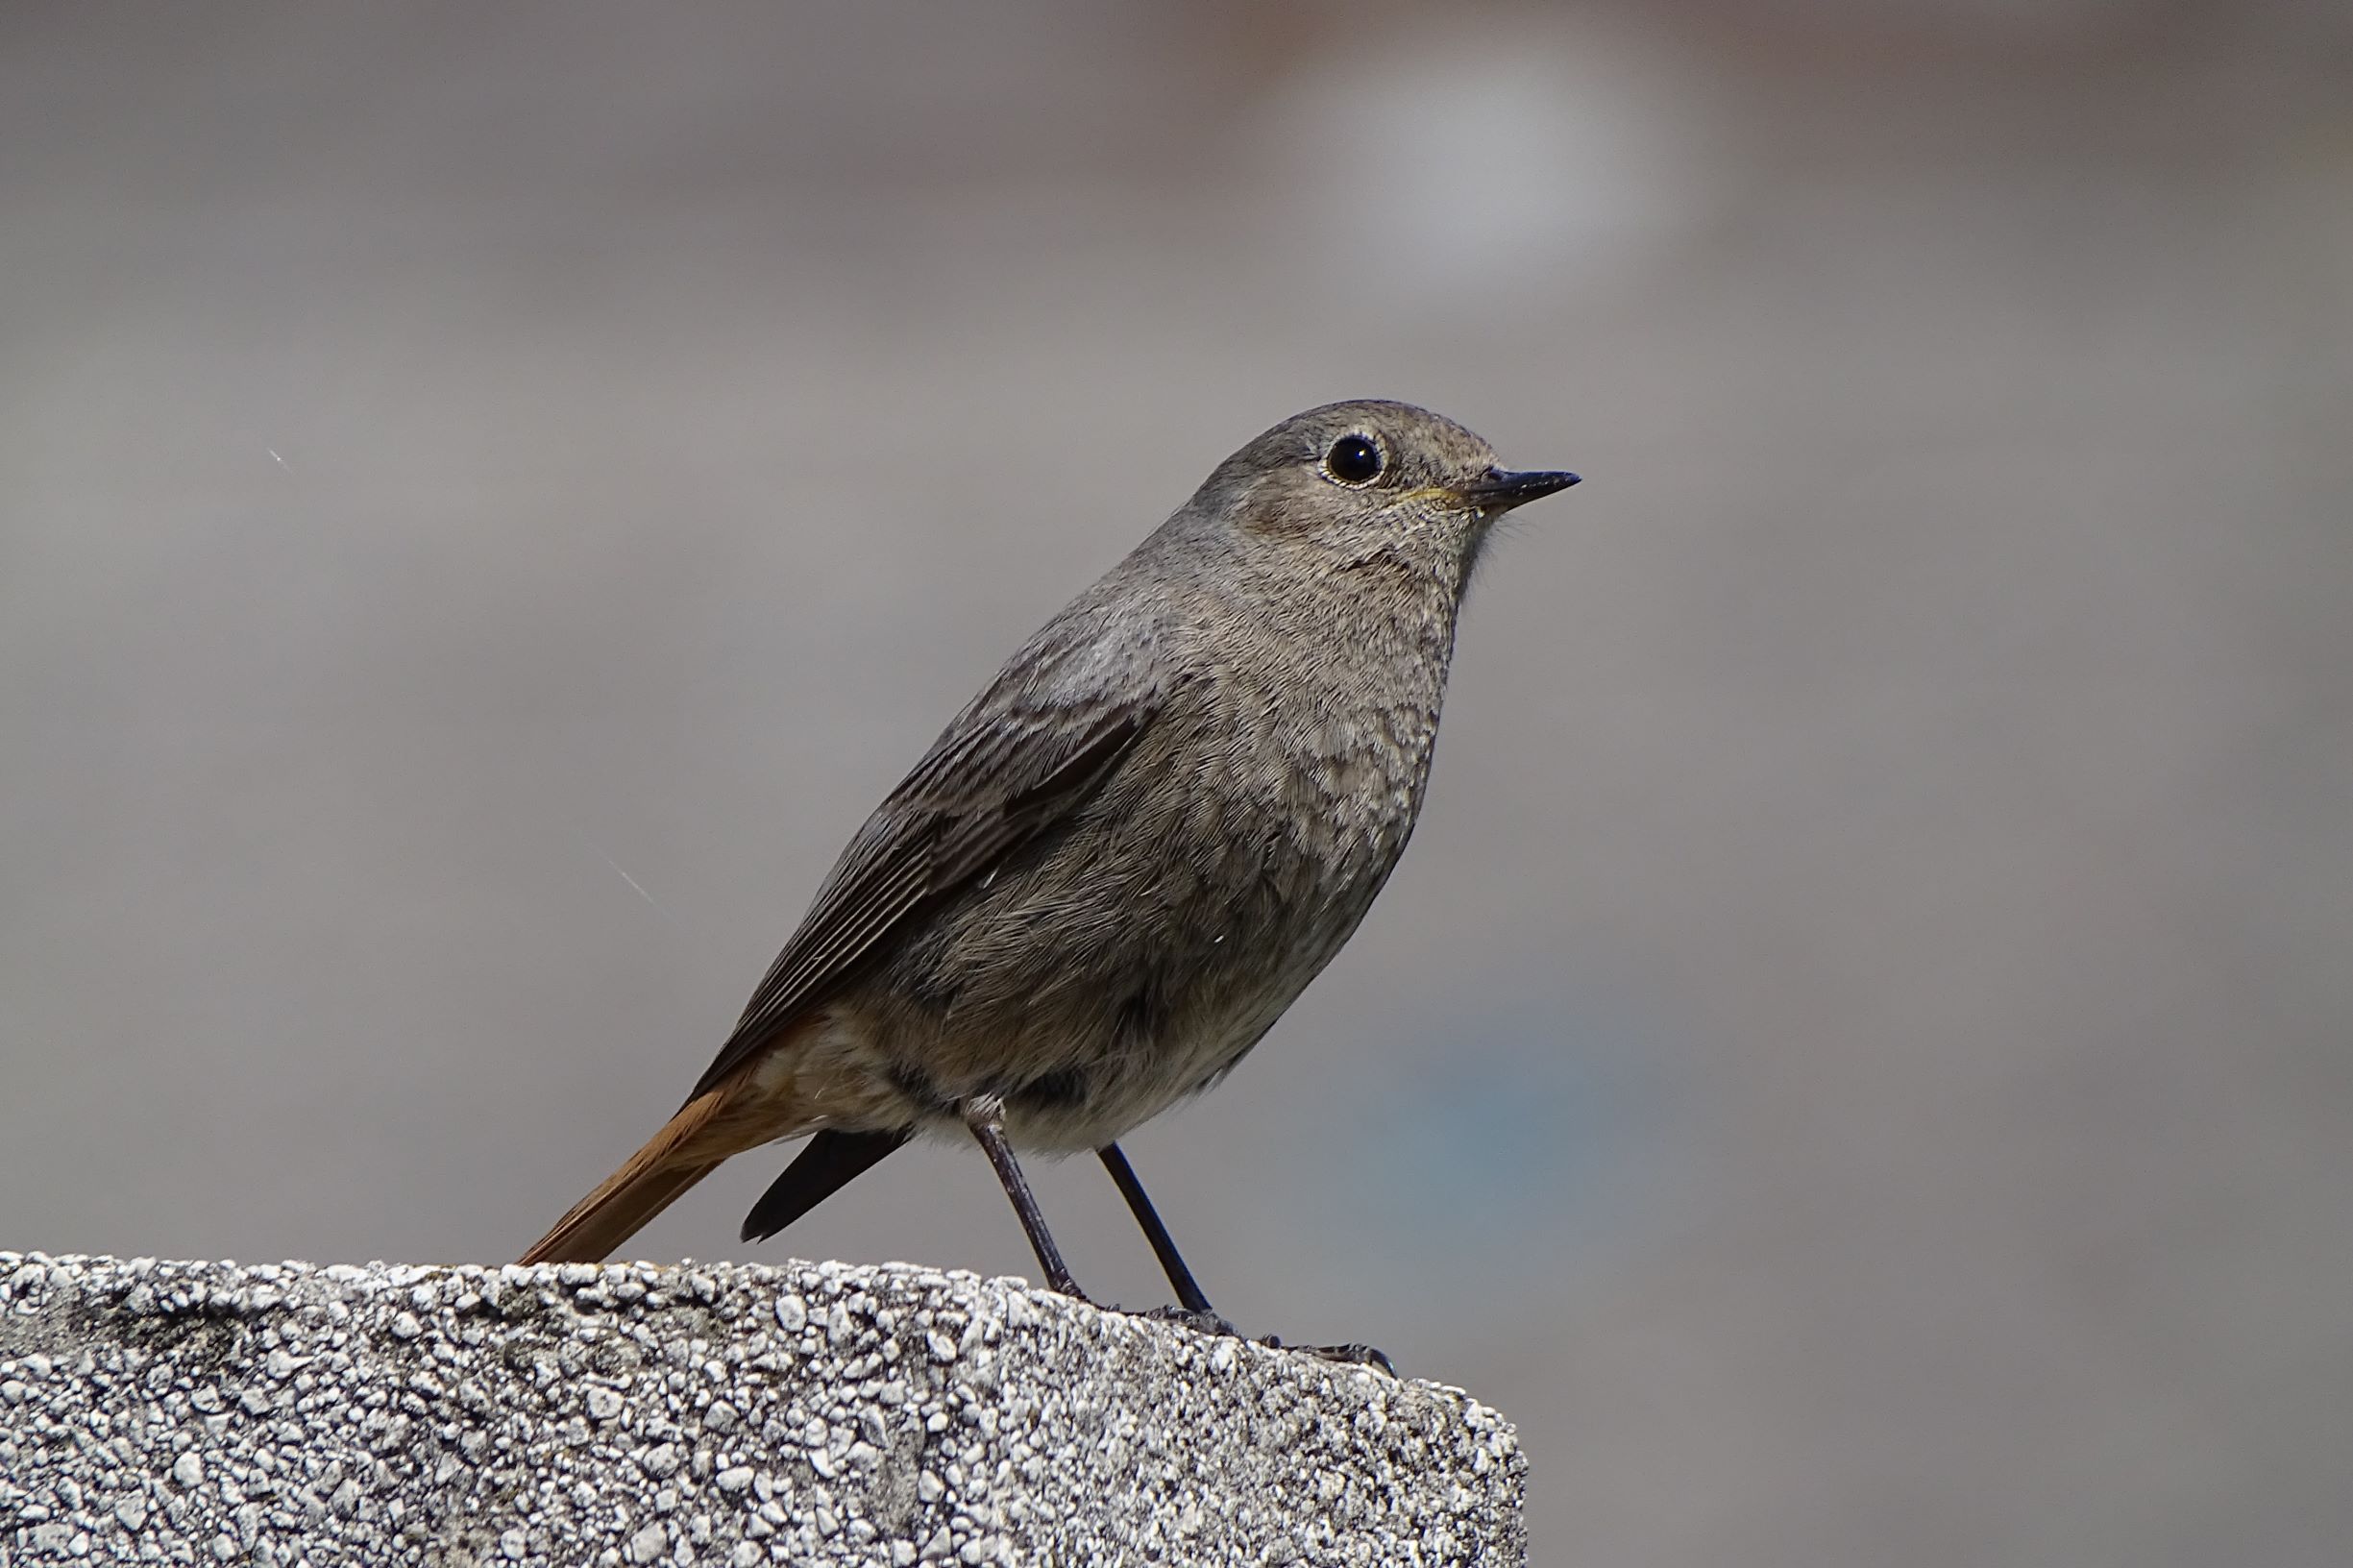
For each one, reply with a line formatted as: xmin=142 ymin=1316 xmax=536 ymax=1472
xmin=687 ymin=687 xmax=1161 ymax=1101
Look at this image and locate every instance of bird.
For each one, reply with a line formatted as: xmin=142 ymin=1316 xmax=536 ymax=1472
xmin=518 ymin=399 xmax=1579 ymax=1327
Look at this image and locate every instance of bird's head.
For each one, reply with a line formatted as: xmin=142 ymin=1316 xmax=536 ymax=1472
xmin=1194 ymin=400 xmax=1579 ymax=583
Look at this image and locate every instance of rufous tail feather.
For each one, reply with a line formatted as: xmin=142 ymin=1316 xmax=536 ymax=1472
xmin=520 ymin=1085 xmax=745 ymax=1264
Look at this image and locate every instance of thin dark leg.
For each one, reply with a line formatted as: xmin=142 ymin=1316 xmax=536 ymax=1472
xmin=1097 ymin=1143 xmax=1213 ymax=1314
xmin=963 ymin=1103 xmax=1088 ymax=1301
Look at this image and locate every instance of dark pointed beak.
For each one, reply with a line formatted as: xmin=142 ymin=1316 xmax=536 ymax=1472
xmin=1458 ymin=467 xmax=1581 ymax=513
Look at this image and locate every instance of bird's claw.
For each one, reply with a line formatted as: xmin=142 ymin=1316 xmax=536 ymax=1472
xmin=1132 ymin=1304 xmax=1244 ymax=1337
xmin=1269 ymin=1338 xmax=1395 ymax=1375
xmin=1122 ymin=1307 xmax=1393 ymax=1374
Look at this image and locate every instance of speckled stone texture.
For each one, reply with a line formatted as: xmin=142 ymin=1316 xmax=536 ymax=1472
xmin=0 ymin=1255 xmax=1524 ymax=1567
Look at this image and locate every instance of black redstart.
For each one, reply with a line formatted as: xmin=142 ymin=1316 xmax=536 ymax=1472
xmin=519 ymin=400 xmax=1579 ymax=1323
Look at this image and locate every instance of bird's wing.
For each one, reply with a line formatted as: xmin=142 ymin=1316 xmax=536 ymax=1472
xmin=687 ymin=625 xmax=1170 ymax=1101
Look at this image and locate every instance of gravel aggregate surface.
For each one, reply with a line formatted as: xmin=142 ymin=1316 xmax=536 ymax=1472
xmin=0 ymin=1253 xmax=1523 ymax=1566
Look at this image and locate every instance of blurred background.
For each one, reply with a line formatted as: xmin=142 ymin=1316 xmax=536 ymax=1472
xmin=5 ymin=2 xmax=2349 ymax=1562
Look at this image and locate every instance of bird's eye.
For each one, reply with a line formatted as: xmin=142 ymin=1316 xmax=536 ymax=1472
xmin=1322 ymin=433 xmax=1385 ymax=486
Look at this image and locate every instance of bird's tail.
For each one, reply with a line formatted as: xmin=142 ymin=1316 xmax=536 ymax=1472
xmin=519 ymin=1072 xmax=776 ymax=1265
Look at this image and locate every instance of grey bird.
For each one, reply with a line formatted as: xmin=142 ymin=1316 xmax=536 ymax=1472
xmin=518 ymin=400 xmax=1579 ymax=1322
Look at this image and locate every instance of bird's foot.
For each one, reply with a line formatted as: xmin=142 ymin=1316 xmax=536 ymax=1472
xmin=1252 ymin=1335 xmax=1396 ymax=1375
xmin=1305 ymin=1340 xmax=1395 ymax=1374
xmin=1132 ymin=1304 xmax=1244 ymax=1338
xmin=1122 ymin=1307 xmax=1393 ymax=1373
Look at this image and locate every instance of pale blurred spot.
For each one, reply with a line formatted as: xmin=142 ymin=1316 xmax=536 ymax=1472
xmin=1251 ymin=21 xmax=1716 ymax=303
xmin=1311 ymin=984 xmax=1679 ymax=1283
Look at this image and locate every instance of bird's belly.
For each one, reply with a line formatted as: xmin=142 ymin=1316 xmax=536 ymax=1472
xmin=815 ymin=878 xmax=1383 ymax=1156
xmin=987 ymin=982 xmax=1297 ymax=1152
xmin=951 ymin=860 xmax=1388 ymax=1152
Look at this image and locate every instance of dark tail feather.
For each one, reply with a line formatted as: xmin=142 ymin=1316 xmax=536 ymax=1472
xmin=741 ymin=1129 xmax=911 ymax=1242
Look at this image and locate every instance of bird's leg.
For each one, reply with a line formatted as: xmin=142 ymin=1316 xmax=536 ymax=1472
xmin=962 ymin=1099 xmax=1090 ymax=1303
xmin=1092 ymin=1145 xmax=1377 ymax=1360
xmin=1097 ymin=1142 xmax=1228 ymax=1331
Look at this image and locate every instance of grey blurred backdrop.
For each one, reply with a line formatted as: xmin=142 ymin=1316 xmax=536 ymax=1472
xmin=5 ymin=3 xmax=2349 ymax=1563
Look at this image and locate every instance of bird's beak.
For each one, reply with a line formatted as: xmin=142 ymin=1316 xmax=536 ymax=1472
xmin=1457 ymin=467 xmax=1581 ymax=513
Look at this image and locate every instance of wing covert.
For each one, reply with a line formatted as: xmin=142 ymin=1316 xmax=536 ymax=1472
xmin=685 ymin=669 xmax=1163 ymax=1102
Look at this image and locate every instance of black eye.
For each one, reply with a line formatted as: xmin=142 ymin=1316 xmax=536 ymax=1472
xmin=1323 ymin=433 xmax=1385 ymax=485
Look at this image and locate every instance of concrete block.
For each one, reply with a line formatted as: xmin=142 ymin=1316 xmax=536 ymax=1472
xmin=0 ymin=1253 xmax=1524 ymax=1566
